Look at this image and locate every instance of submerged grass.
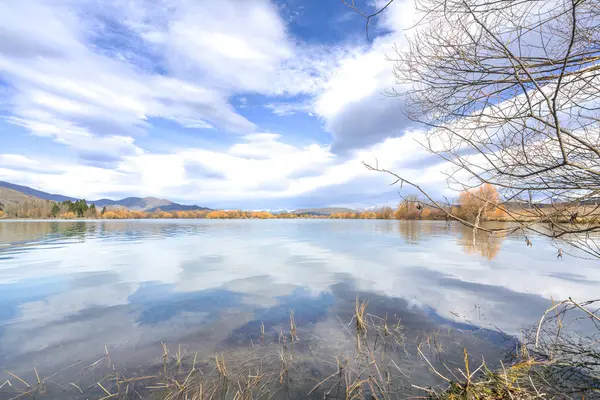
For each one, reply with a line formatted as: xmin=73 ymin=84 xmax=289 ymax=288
xmin=1 ymin=300 xmax=598 ymax=400
xmin=354 ymin=297 xmax=368 ymax=335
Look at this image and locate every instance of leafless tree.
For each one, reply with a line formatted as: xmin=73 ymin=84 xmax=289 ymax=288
xmin=345 ymin=0 xmax=600 ymax=258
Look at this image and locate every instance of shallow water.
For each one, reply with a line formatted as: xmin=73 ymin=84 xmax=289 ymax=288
xmin=0 ymin=219 xmax=598 ymax=397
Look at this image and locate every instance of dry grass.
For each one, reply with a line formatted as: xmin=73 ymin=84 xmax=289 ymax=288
xmin=427 ymin=298 xmax=600 ymax=399
xmin=354 ymin=297 xmax=368 ymax=335
xmin=289 ymin=310 xmax=298 ymax=344
xmin=428 ymin=359 xmax=548 ymax=399
xmin=1 ymin=301 xmax=598 ymax=400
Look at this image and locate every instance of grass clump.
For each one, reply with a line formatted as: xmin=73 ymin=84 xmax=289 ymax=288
xmin=426 ymin=298 xmax=600 ymax=400
xmin=426 ymin=359 xmax=549 ymax=399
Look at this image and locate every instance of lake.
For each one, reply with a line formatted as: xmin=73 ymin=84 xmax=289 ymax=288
xmin=0 ymin=219 xmax=598 ymax=398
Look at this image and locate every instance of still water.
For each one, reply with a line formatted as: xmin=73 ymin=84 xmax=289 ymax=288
xmin=0 ymin=219 xmax=598 ymax=397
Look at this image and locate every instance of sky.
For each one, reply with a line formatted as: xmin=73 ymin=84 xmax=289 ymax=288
xmin=0 ymin=0 xmax=454 ymax=209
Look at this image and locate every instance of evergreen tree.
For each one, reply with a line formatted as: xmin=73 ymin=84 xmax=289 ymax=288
xmin=89 ymin=204 xmax=97 ymax=218
xmin=51 ymin=203 xmax=60 ymax=217
xmin=101 ymin=206 xmax=107 ymax=215
xmin=74 ymin=199 xmax=88 ymax=217
xmin=63 ymin=200 xmax=74 ymax=211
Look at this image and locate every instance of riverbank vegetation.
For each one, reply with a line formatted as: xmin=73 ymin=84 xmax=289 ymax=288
xmin=1 ymin=297 xmax=597 ymax=399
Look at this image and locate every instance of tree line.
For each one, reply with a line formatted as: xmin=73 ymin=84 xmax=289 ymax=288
xmin=0 ymin=198 xmax=101 ymax=219
xmin=3 ymin=184 xmax=589 ymax=222
xmin=2 ymin=184 xmax=560 ymax=222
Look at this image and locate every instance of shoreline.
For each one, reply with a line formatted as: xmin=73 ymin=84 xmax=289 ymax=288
xmin=1 ymin=216 xmax=597 ymax=225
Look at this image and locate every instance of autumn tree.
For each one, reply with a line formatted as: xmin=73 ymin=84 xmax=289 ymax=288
xmin=3 ymin=200 xmax=54 ymax=218
xmin=130 ymin=211 xmax=146 ymax=219
xmin=206 ymin=210 xmax=227 ymax=219
xmin=457 ymin=184 xmax=500 ymax=222
xmin=101 ymin=211 xmax=118 ymax=219
xmin=358 ymin=211 xmax=377 ymax=219
xmin=60 ymin=211 xmax=76 ymax=219
xmin=395 ymin=195 xmax=420 ymax=220
xmin=375 ymin=206 xmax=394 ymax=219
xmin=84 ymin=203 xmax=98 ymax=218
xmin=277 ymin=212 xmax=298 ymax=219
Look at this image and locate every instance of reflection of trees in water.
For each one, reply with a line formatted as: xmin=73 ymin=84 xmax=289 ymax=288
xmin=0 ymin=221 xmax=206 ymax=247
xmin=62 ymin=221 xmax=88 ymax=238
xmin=0 ymin=221 xmax=71 ymax=245
xmin=393 ymin=221 xmax=506 ymax=259
xmin=0 ymin=221 xmax=98 ymax=246
xmin=396 ymin=221 xmax=443 ymax=244
xmin=0 ymin=221 xmax=93 ymax=249
xmin=398 ymin=221 xmax=422 ymax=244
xmin=457 ymin=225 xmax=505 ymax=260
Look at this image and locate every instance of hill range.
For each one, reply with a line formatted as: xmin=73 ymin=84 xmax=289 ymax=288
xmin=0 ymin=181 xmax=211 ymax=212
xmin=0 ymin=181 xmax=360 ymax=214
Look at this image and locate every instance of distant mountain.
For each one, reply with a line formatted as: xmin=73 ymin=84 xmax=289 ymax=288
xmin=0 ymin=186 xmax=44 ymax=207
xmin=148 ymin=204 xmax=211 ymax=212
xmin=93 ymin=197 xmax=172 ymax=211
xmin=0 ymin=181 xmax=77 ymax=202
xmin=0 ymin=181 xmax=211 ymax=212
xmin=292 ymin=207 xmax=356 ymax=216
xmin=93 ymin=197 xmax=211 ymax=212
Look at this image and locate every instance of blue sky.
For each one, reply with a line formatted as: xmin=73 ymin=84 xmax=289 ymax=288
xmin=0 ymin=0 xmax=453 ymax=209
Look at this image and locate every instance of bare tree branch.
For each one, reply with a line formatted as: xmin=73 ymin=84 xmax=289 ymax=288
xmin=340 ymin=0 xmax=396 ymax=40
xmin=358 ymin=0 xmax=600 ymax=257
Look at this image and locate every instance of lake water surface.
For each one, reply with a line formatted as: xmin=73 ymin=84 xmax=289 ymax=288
xmin=0 ymin=220 xmax=598 ymax=398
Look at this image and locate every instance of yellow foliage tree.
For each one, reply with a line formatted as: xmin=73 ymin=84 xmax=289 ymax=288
xmin=375 ymin=207 xmax=394 ymax=219
xmin=251 ymin=211 xmax=274 ymax=219
xmin=154 ymin=210 xmax=173 ymax=219
xmin=359 ymin=211 xmax=377 ymax=219
xmin=206 ymin=210 xmax=226 ymax=219
xmin=329 ymin=212 xmax=359 ymax=219
xmin=130 ymin=211 xmax=147 ymax=219
xmin=60 ymin=212 xmax=76 ymax=219
xmin=277 ymin=212 xmax=298 ymax=219
xmin=395 ymin=195 xmax=420 ymax=220
xmin=102 ymin=211 xmax=118 ymax=219
xmin=457 ymin=183 xmax=500 ymax=221
xmin=421 ymin=208 xmax=431 ymax=219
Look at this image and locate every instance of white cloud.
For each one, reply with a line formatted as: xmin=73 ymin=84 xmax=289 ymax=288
xmin=228 ymin=133 xmax=299 ymax=159
xmin=6 ymin=114 xmax=143 ymax=167
xmin=0 ymin=154 xmax=42 ymax=170
xmin=0 ymin=128 xmax=454 ymax=207
xmin=309 ymin=0 xmax=421 ymax=153
xmin=0 ymin=0 xmax=457 ymax=205
xmin=264 ymin=101 xmax=314 ymax=116
xmin=102 ymin=0 xmax=338 ymax=96
xmin=0 ymin=0 xmax=296 ymax=160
